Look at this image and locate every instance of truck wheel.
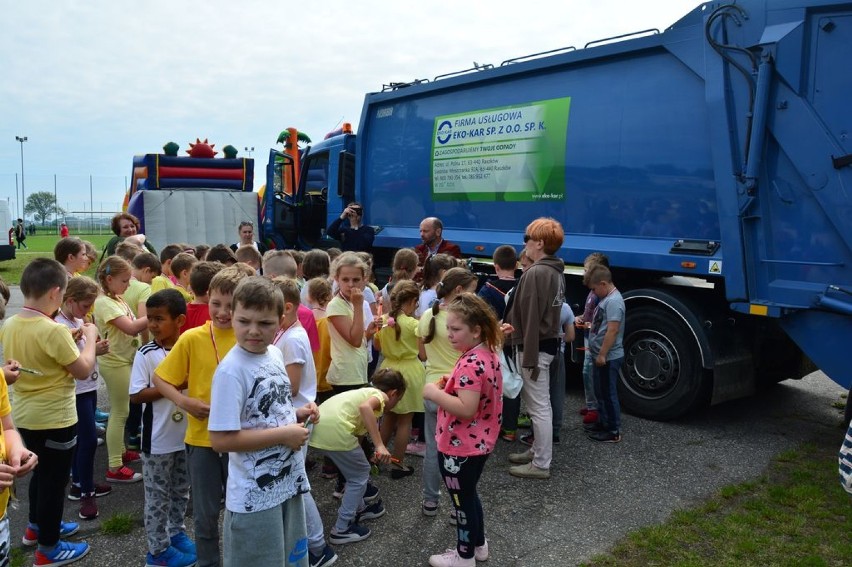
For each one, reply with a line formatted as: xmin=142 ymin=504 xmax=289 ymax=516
xmin=618 ymin=305 xmax=709 ymax=420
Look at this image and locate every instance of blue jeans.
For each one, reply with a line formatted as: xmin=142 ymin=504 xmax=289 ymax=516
xmin=593 ymin=357 xmax=623 ymax=433
xmin=582 ymin=342 xmax=598 ymax=411
xmin=317 ymin=447 xmax=370 ymax=532
xmin=422 ymin=399 xmax=442 ymax=504
xmin=72 ymin=391 xmax=98 ymax=494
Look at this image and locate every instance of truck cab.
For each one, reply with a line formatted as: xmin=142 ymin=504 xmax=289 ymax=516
xmin=262 ymin=132 xmax=356 ymax=251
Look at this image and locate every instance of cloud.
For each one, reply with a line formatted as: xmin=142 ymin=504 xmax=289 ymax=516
xmin=0 ymin=0 xmax=699 ymax=209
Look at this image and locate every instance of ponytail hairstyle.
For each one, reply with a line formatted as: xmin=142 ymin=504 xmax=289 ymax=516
xmin=424 ymin=266 xmax=478 ymax=344
xmin=387 ymin=279 xmax=419 ymax=341
xmin=446 ymin=292 xmax=502 ymax=351
xmin=422 ymin=253 xmax=457 ymax=289
xmin=371 ymin=367 xmax=407 ymax=397
xmin=97 ymin=256 xmax=132 ymax=298
xmin=356 ymin=251 xmax=375 ymax=284
xmin=390 ymin=248 xmax=419 ymax=285
xmin=64 ymin=276 xmax=99 ymax=304
xmin=306 ymin=277 xmax=333 ymax=308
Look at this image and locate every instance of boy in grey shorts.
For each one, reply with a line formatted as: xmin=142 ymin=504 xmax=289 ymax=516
xmin=208 ymin=277 xmax=319 ymax=566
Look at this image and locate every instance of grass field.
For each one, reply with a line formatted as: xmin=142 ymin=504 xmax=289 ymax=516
xmin=584 ymin=434 xmax=852 ymax=566
xmin=0 ymin=234 xmax=111 ymax=284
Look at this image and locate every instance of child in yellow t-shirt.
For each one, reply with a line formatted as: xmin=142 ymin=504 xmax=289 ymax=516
xmin=151 ymin=244 xmax=184 ymax=294
xmin=0 ymin=371 xmax=38 ymax=565
xmin=0 ymin=258 xmax=97 ymax=564
xmin=154 ymin=265 xmax=248 ymax=567
xmin=375 ymin=279 xmax=424 ymax=478
xmin=169 ymin=253 xmax=197 ymax=303
xmin=309 ymin=369 xmax=404 ymax=544
xmin=306 ymin=277 xmax=334 ymax=403
xmin=0 ymin=277 xmax=38 ymax=566
xmin=54 ymin=237 xmax=89 ymax=278
xmin=94 ymin=256 xmax=149 ymax=483
xmin=326 ymin=253 xmax=381 ymax=392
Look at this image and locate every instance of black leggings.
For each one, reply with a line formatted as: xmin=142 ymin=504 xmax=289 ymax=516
xmin=439 ymin=452 xmax=488 ymax=559
xmin=19 ymin=425 xmax=76 ymax=547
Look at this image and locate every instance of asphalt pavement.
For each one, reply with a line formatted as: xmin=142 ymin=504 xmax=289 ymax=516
xmin=2 ymin=287 xmax=848 ymax=566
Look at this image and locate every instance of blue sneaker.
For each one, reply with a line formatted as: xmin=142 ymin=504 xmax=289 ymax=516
xmin=356 ymin=499 xmax=386 ymax=522
xmin=328 ymin=523 xmax=371 ymax=545
xmin=94 ymin=408 xmax=110 ymax=423
xmin=23 ymin=522 xmax=80 ymax=546
xmin=145 ymin=546 xmax=196 ymax=567
xmin=309 ymin=543 xmax=338 ymax=567
xmin=363 ymin=482 xmax=380 ymax=503
xmin=170 ymin=531 xmax=196 ymax=556
xmin=34 ymin=540 xmax=90 ymax=566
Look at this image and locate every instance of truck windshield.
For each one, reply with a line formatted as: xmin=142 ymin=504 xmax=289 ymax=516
xmin=303 ymin=152 xmax=329 ymax=196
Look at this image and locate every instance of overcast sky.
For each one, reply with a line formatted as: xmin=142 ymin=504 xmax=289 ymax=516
xmin=0 ymin=0 xmax=699 ymax=218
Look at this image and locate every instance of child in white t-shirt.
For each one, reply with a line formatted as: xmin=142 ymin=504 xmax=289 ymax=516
xmin=271 ymin=278 xmax=336 ymax=566
xmin=55 ymin=277 xmax=111 ymax=520
xmin=209 ymin=277 xmax=318 ymax=567
xmin=128 ymin=289 xmax=196 ymax=567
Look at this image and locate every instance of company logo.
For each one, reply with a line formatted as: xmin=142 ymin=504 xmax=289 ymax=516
xmin=436 ymin=120 xmax=453 ymax=145
xmin=289 ymin=537 xmax=308 ymax=563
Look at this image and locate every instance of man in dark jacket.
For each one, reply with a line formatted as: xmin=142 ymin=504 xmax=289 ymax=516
xmin=326 ymin=202 xmax=375 ymax=252
xmin=504 ymin=217 xmax=565 ymax=480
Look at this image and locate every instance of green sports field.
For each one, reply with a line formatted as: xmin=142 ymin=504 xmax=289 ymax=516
xmin=0 ymin=234 xmax=111 ymax=285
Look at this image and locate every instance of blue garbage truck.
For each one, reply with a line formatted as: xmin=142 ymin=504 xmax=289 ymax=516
xmin=261 ymin=0 xmax=852 ymax=419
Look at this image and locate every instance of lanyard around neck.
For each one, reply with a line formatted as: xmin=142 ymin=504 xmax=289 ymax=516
xmin=209 ymin=324 xmax=221 ymax=364
xmin=21 ymin=306 xmax=54 ymax=319
xmin=273 ymin=319 xmax=299 ymax=346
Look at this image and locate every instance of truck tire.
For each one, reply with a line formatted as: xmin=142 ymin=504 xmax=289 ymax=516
xmin=618 ymin=305 xmax=709 ymax=420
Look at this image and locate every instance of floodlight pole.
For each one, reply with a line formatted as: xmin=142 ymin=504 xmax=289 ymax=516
xmin=15 ymin=136 xmax=27 ymax=221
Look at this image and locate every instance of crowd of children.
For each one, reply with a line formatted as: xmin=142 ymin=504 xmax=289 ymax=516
xmin=0 ymin=221 xmax=627 ymax=567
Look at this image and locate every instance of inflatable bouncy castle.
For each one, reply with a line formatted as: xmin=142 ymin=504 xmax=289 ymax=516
xmin=124 ymin=139 xmax=258 ymax=251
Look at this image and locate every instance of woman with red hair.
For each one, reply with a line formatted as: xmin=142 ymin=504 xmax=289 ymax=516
xmin=102 ymin=213 xmax=157 ymax=260
xmin=503 ymin=217 xmax=565 ymax=480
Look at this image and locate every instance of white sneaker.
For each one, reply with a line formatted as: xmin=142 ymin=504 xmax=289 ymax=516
xmin=428 ymin=549 xmax=475 ymax=567
xmin=475 ymin=539 xmax=489 ymax=561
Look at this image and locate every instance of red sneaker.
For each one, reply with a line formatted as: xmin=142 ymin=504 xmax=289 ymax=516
xmin=582 ymin=410 xmax=599 ymax=424
xmin=122 ymin=450 xmax=141 ymax=465
xmin=106 ymin=465 xmax=142 ymax=484
xmin=79 ymin=494 xmax=98 ymax=520
xmin=579 ymin=407 xmax=589 ymax=416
